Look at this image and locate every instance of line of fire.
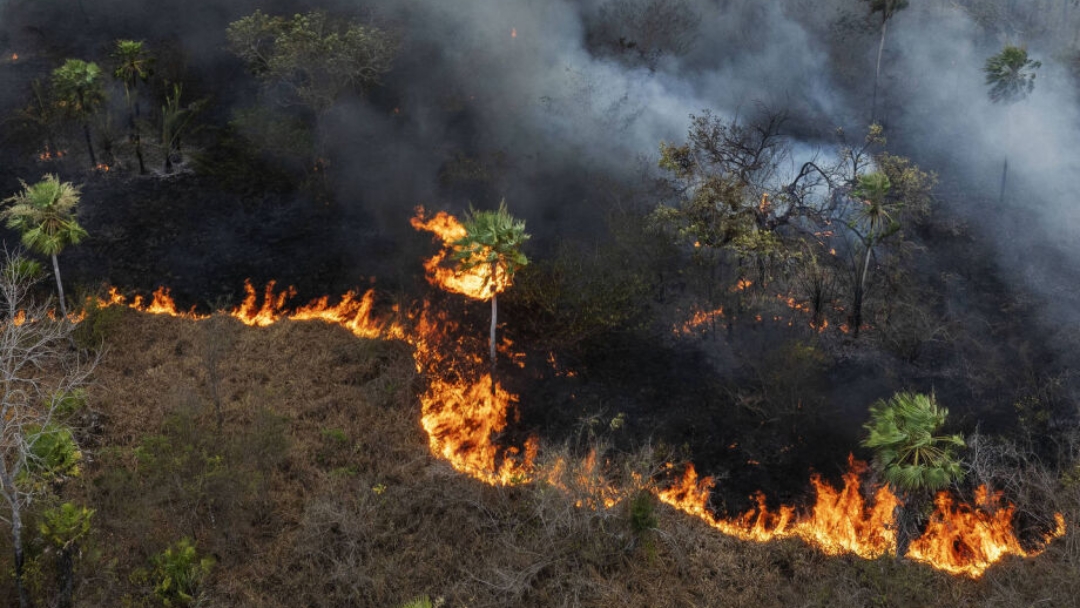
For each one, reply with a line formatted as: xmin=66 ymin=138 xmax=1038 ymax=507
xmin=82 ymin=209 xmax=1065 ymax=580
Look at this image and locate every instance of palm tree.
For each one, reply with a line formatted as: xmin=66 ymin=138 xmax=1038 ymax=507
xmin=848 ymin=171 xmax=899 ymax=337
xmin=452 ymin=201 xmax=529 ymax=392
xmin=1 ymin=175 xmax=89 ymax=318
xmin=862 ymin=0 xmax=909 ymax=123
xmin=984 ymin=44 xmax=1040 ymax=204
xmin=112 ymin=40 xmax=153 ymax=174
xmin=862 ymin=391 xmax=965 ymax=557
xmin=51 ymin=60 xmax=106 ymax=169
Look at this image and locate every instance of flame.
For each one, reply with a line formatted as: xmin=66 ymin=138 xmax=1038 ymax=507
xmin=11 ymin=53 xmax=17 ymax=61
xmin=511 ymin=27 xmax=517 ymax=38
xmin=410 ymin=207 xmax=512 ymax=300
xmin=88 ymin=210 xmax=1064 ymax=579
xmin=733 ymin=278 xmax=753 ymax=292
xmin=675 ymin=306 xmax=724 ymax=336
xmin=657 ymin=456 xmax=1063 ymax=575
xmin=658 ymin=456 xmax=899 ymax=558
xmin=38 ymin=146 xmax=67 ymax=161
xmin=908 ymin=487 xmax=1067 ymax=577
xmin=95 ymin=163 xmax=110 ymax=172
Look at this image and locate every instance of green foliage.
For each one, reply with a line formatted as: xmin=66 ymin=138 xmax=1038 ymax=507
xmin=1 ymin=175 xmax=87 ymax=258
xmin=112 ymin=40 xmax=153 ymax=88
xmin=73 ymin=297 xmax=124 ymax=350
xmin=23 ymin=423 xmax=83 ymax=482
xmin=160 ymin=83 xmax=207 ymax=172
xmin=150 ymin=538 xmax=214 ymax=607
xmin=452 ymin=200 xmax=530 ymax=287
xmin=51 ymin=59 xmax=106 ymax=119
xmin=52 ymin=388 xmax=88 ymax=419
xmin=861 ymin=392 xmax=965 ymax=493
xmin=226 ymin=10 xmax=397 ymax=114
xmin=985 ymin=44 xmax=1041 ymax=104
xmin=873 ymin=153 xmax=936 ymax=223
xmin=1 ymin=253 xmax=44 ymax=285
xmin=628 ymin=489 xmax=658 ymax=534
xmin=39 ymin=502 xmax=94 ymax=550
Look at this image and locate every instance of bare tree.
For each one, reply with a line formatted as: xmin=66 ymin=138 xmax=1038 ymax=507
xmin=0 ymin=251 xmax=96 ymax=608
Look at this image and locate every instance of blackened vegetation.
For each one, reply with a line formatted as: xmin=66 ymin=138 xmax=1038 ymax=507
xmin=1 ymin=0 xmax=1080 ymax=605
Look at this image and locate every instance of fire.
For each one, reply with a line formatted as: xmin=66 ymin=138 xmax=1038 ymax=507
xmin=675 ymin=306 xmax=724 ymax=335
xmin=908 ymin=487 xmax=1067 ymax=577
xmin=87 ymin=210 xmax=1064 ymax=580
xmin=733 ymin=278 xmax=753 ymax=292
xmin=38 ymin=146 xmax=67 ymax=161
xmin=658 ymin=457 xmax=899 ymax=558
xmin=511 ymin=27 xmax=517 ymax=38
xmin=95 ymin=163 xmax=110 ymax=172
xmin=410 ymin=207 xmax=512 ymax=300
xmin=657 ymin=456 xmax=1063 ymax=576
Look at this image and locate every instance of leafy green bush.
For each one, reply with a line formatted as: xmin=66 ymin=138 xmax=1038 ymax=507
xmin=150 ymin=538 xmax=214 ymax=607
xmin=23 ymin=423 xmax=82 ymax=481
xmin=73 ymin=297 xmax=124 ymax=350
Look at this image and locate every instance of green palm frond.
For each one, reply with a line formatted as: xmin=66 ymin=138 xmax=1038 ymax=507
xmin=451 ymin=200 xmax=530 ymax=283
xmin=1 ymin=175 xmax=87 ymax=257
xmin=862 ymin=391 xmax=965 ymax=493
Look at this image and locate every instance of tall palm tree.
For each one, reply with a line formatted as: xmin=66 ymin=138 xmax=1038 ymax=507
xmin=862 ymin=391 xmax=965 ymax=556
xmin=452 ymin=201 xmax=529 ymax=392
xmin=984 ymin=44 xmax=1040 ymax=204
xmin=1 ymin=175 xmax=89 ymax=318
xmin=848 ymin=171 xmax=899 ymax=337
xmin=51 ymin=60 xmax=106 ymax=169
xmin=112 ymin=40 xmax=153 ymax=174
xmin=862 ymin=0 xmax=909 ymax=123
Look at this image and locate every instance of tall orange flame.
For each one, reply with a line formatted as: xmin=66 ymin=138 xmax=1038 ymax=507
xmin=657 ymin=457 xmax=1064 ymax=576
xmin=410 ymin=207 xmax=512 ymax=300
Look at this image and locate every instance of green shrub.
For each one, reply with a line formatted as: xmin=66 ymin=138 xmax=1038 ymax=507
xmin=73 ymin=297 xmax=124 ymax=350
xmin=150 ymin=538 xmax=214 ymax=607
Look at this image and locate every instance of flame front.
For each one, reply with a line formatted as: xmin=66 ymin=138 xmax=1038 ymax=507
xmin=657 ymin=457 xmax=1063 ymax=576
xmin=91 ymin=211 xmax=1065 ymax=580
xmin=410 ymin=207 xmax=512 ymax=300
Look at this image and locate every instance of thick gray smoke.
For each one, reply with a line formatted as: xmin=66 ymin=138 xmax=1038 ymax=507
xmin=2 ymin=0 xmax=1078 ymax=331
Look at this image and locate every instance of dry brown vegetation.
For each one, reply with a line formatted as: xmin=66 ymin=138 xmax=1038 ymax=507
xmin=1 ymin=309 xmax=1078 ymax=607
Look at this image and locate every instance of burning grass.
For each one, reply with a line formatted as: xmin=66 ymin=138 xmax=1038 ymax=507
xmin=1 ymin=297 xmax=1074 ymax=607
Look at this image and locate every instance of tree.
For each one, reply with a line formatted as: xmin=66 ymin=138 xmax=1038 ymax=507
xmin=226 ymin=10 xmax=397 ymax=163
xmin=861 ymin=0 xmax=909 ymax=122
xmin=451 ymin=201 xmax=529 ymax=392
xmin=160 ymin=83 xmax=206 ymax=174
xmin=112 ymin=40 xmax=154 ymax=175
xmin=39 ymin=502 xmax=94 ymax=608
xmin=0 ymin=252 xmax=94 ymax=608
xmin=862 ymin=391 xmax=965 ymax=557
xmin=984 ymin=44 xmax=1040 ymax=204
xmin=847 ymin=171 xmax=900 ymax=337
xmin=1 ymin=175 xmax=89 ymax=318
xmin=51 ymin=59 xmax=106 ymax=168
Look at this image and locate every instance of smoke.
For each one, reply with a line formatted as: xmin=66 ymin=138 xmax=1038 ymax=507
xmin=3 ymin=0 xmax=1080 ymax=333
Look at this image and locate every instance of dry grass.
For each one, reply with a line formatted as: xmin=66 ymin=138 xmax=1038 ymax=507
xmin=1 ymin=309 xmax=1078 ymax=607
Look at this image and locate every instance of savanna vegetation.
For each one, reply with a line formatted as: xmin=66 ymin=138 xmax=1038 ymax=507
xmin=1 ymin=0 xmax=1080 ymax=606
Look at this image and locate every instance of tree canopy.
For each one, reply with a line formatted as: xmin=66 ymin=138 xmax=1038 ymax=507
xmin=226 ymin=10 xmax=397 ymax=115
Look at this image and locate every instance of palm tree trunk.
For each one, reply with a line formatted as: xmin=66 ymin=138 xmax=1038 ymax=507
xmin=998 ymin=157 xmax=1008 ymax=205
xmin=82 ymin=123 xmax=97 ymax=168
xmin=853 ymin=241 xmax=874 ymax=337
xmin=490 ymin=261 xmax=498 ymax=397
xmin=52 ymin=253 xmax=67 ymax=319
xmin=871 ymin=18 xmax=888 ymax=123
